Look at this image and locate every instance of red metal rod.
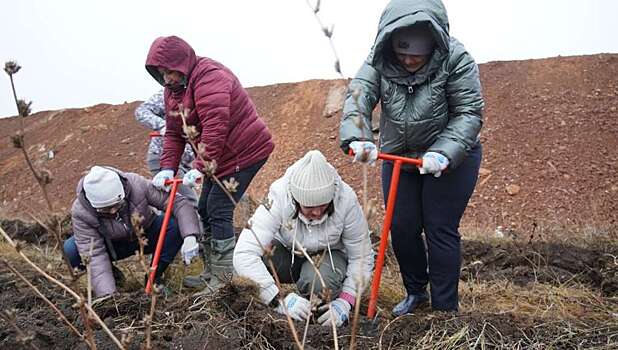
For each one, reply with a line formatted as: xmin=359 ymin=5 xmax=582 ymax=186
xmin=347 ymin=148 xmax=422 ymax=318
xmin=145 ymin=178 xmax=181 ymax=294
xmin=367 ymin=160 xmax=402 ymax=318
xmin=149 ymin=131 xmax=161 ymax=138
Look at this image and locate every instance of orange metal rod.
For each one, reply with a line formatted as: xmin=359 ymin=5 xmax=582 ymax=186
xmin=348 ymin=149 xmax=422 ymax=319
xmin=145 ymin=178 xmax=182 ymax=294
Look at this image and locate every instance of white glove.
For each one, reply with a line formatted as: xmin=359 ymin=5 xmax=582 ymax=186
xmin=317 ymin=298 xmax=351 ymax=327
xmin=419 ymin=152 xmax=449 ymax=178
xmin=181 ymin=236 xmax=199 ymax=265
xmin=152 ymin=169 xmax=174 ymax=191
xmin=274 ymin=293 xmax=312 ymax=322
xmin=349 ymin=141 xmax=378 ymax=165
xmin=182 ymin=169 xmax=203 ymax=188
xmin=159 ymin=126 xmax=166 ymax=136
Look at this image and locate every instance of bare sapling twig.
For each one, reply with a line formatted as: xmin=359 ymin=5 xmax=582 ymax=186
xmin=0 ymin=225 xmax=126 ymax=350
xmin=170 ymin=106 xmax=238 ymax=205
xmin=130 ymin=213 xmax=157 ymax=350
xmin=349 ymin=234 xmax=369 ymax=350
xmin=79 ymin=239 xmax=97 ymax=349
xmin=1 ymin=259 xmax=82 ymax=338
xmin=3 ymin=60 xmax=75 ymax=278
xmin=304 ymin=0 xmax=345 ymax=78
xmin=143 ymin=285 xmax=159 ymax=350
xmin=0 ymin=309 xmax=41 ymax=350
xmin=131 ymin=213 xmax=149 ymax=274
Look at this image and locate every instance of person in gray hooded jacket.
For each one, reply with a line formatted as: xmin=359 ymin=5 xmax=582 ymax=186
xmin=340 ymin=0 xmax=483 ymax=314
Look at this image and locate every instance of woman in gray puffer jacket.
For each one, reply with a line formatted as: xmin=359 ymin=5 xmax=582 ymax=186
xmin=340 ymin=0 xmax=483 ymax=314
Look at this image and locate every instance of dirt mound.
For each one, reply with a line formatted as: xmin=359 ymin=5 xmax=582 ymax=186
xmin=1 ymin=54 xmax=618 ymax=233
xmin=1 ymin=238 xmax=617 ymax=349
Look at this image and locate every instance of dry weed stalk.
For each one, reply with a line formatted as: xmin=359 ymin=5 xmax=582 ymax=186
xmin=0 ymin=259 xmax=82 ymax=338
xmin=3 ymin=60 xmax=75 ymax=278
xmin=0 ymin=225 xmax=126 ymax=349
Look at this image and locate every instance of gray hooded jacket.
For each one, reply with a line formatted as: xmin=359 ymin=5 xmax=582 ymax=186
xmin=339 ymin=0 xmax=483 ymax=169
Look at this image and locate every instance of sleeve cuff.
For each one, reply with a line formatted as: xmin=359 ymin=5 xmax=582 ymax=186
xmin=339 ymin=291 xmax=356 ymax=307
xmin=260 ymin=284 xmax=280 ymax=305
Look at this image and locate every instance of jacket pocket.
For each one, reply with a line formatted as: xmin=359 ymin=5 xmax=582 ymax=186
xmin=406 ymin=115 xmax=448 ymax=150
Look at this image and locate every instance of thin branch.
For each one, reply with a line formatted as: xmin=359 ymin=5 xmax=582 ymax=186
xmin=1 ymin=259 xmax=82 ymax=338
xmin=0 ymin=225 xmax=126 ymax=349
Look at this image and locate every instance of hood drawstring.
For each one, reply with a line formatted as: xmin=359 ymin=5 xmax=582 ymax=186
xmin=291 ymin=219 xmax=299 ymax=266
xmin=324 ymin=220 xmax=335 ymax=272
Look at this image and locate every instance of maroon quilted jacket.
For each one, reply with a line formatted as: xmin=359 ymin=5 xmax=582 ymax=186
xmin=145 ymin=36 xmax=274 ymax=177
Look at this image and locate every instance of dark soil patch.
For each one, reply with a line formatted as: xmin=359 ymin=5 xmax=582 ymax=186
xmin=1 ymin=238 xmax=617 ymax=349
xmin=461 ymin=239 xmax=618 ymax=297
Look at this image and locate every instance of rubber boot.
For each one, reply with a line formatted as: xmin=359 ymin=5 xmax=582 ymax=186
xmin=194 ymin=237 xmax=235 ymax=296
xmin=183 ymin=236 xmax=212 ymax=289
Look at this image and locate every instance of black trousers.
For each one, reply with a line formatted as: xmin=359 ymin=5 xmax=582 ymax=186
xmin=381 ymin=145 xmax=482 ymax=311
xmin=198 ymin=159 xmax=267 ymax=240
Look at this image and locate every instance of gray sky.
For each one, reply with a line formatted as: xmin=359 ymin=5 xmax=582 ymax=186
xmin=1 ymin=0 xmax=617 ymax=118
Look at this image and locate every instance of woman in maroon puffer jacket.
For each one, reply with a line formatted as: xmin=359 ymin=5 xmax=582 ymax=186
xmin=145 ymin=35 xmax=274 ymax=294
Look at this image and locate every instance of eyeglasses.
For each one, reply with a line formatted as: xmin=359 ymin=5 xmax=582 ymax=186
xmin=95 ymin=201 xmax=125 ymax=214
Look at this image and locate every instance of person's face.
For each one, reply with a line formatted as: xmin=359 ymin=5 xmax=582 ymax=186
xmin=95 ymin=200 xmax=125 ymax=216
xmin=395 ymin=53 xmax=430 ymax=73
xmin=158 ymin=67 xmax=184 ymax=87
xmin=299 ymin=203 xmax=329 ymax=221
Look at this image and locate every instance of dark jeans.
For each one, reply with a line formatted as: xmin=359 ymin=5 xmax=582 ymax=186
xmin=198 ymin=159 xmax=267 ymax=240
xmin=63 ymin=214 xmax=184 ymax=270
xmin=266 ymin=240 xmax=347 ymax=299
xmin=381 ymin=144 xmax=482 ymax=311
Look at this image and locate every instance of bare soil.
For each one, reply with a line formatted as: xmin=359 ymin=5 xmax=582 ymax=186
xmin=1 ymin=237 xmax=616 ymax=349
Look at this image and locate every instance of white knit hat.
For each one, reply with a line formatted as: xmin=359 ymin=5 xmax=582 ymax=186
xmin=289 ymin=150 xmax=336 ymax=207
xmin=83 ymin=166 xmax=125 ymax=208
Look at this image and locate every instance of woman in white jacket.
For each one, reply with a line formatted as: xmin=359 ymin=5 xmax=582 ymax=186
xmin=234 ymin=150 xmax=374 ymax=327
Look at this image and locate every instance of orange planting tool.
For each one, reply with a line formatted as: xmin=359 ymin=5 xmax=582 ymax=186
xmin=145 ymin=178 xmax=182 ymax=294
xmin=349 ymin=150 xmax=422 ymax=318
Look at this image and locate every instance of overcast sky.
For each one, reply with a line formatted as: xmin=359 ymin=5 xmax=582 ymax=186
xmin=1 ymin=0 xmax=617 ymax=118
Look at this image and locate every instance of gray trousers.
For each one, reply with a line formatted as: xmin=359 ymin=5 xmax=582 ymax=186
xmin=147 ymin=153 xmax=199 ymax=207
xmin=266 ymin=240 xmax=347 ymax=299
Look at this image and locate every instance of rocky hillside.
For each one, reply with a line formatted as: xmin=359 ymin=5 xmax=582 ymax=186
xmin=1 ymin=54 xmax=617 ymax=233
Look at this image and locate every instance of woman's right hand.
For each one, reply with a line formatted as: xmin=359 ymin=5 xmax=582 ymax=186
xmin=349 ymin=141 xmax=378 ymax=165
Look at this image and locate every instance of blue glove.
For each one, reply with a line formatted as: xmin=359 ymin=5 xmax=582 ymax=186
xmin=274 ymin=293 xmax=312 ymax=321
xmin=349 ymin=141 xmax=378 ymax=165
xmin=317 ymin=298 xmax=351 ymax=327
xmin=182 ymin=169 xmax=204 ymax=188
xmin=152 ymin=169 xmax=174 ymax=191
xmin=419 ymin=152 xmax=449 ymax=177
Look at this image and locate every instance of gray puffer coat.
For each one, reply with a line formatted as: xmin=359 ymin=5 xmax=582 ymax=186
xmin=339 ymin=0 xmax=483 ymax=169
